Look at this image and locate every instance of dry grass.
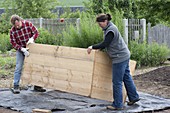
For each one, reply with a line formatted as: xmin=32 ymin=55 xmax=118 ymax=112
xmin=0 ymin=78 xmax=13 ymax=88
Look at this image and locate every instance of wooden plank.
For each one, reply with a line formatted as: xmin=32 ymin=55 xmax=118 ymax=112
xmin=22 ymin=70 xmax=92 ymax=87
xmin=94 ymin=51 xmax=136 ymax=75
xmin=22 ymin=63 xmax=93 ymax=96
xmin=27 ymin=43 xmax=94 ymax=61
xmin=23 ymin=63 xmax=92 ymax=83
xmin=22 ymin=74 xmax=91 ymax=96
xmin=92 ymin=62 xmax=112 ymax=78
xmin=130 ymin=60 xmax=137 ymax=76
xmin=94 ymin=51 xmax=112 ymax=65
xmin=21 ymin=43 xmax=136 ymax=101
xmin=90 ymin=87 xmax=113 ymax=101
xmin=32 ymin=109 xmax=52 ymax=113
xmin=25 ymin=54 xmax=93 ymax=73
xmin=22 ymin=44 xmax=95 ymax=96
xmin=90 ymin=51 xmax=136 ymax=102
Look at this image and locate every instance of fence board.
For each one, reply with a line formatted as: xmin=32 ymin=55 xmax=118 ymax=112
xmin=148 ymin=24 xmax=170 ymax=48
xmin=26 ymin=18 xmax=78 ymax=34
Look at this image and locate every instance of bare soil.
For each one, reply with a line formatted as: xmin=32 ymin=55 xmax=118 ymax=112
xmin=134 ymin=66 xmax=170 ymax=99
xmin=0 ymin=64 xmax=170 ymax=113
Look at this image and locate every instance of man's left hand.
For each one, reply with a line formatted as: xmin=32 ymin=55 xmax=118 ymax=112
xmin=27 ymin=37 xmax=34 ymax=45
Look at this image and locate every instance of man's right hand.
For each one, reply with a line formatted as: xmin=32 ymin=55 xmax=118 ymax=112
xmin=27 ymin=37 xmax=34 ymax=45
xmin=21 ymin=47 xmax=29 ymax=57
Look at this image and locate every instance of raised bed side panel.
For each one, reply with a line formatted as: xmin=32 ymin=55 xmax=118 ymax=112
xmin=22 ymin=43 xmax=95 ymax=96
xmin=91 ymin=51 xmax=136 ymax=102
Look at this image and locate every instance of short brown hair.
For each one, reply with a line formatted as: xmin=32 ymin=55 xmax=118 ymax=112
xmin=96 ymin=13 xmax=112 ymax=22
xmin=10 ymin=15 xmax=23 ymax=25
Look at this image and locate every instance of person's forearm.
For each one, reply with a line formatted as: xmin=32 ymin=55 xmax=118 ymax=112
xmin=92 ymin=32 xmax=114 ymax=49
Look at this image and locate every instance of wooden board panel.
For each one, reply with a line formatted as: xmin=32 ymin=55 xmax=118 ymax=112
xmin=27 ymin=43 xmax=94 ymax=61
xmin=21 ymin=43 xmax=136 ymax=102
xmin=23 ymin=63 xmax=92 ymax=83
xmin=94 ymin=51 xmax=136 ymax=75
xmin=22 ymin=63 xmax=92 ymax=93
xmin=90 ymin=51 xmax=136 ymax=102
xmin=22 ymin=44 xmax=95 ymax=96
xmin=25 ymin=53 xmax=93 ymax=73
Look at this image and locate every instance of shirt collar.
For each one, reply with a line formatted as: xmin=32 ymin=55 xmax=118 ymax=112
xmin=102 ymin=21 xmax=112 ymax=31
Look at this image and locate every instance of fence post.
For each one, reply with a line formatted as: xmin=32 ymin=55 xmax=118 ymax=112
xmin=140 ymin=19 xmax=146 ymax=42
xmin=123 ymin=19 xmax=128 ymax=45
xmin=40 ymin=18 xmax=43 ymax=28
xmin=147 ymin=23 xmax=152 ymax=44
xmin=76 ymin=18 xmax=80 ymax=32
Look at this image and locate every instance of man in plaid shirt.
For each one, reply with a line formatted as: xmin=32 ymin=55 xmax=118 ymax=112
xmin=10 ymin=15 xmax=39 ymax=94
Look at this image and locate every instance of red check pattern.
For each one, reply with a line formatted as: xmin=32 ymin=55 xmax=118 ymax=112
xmin=10 ymin=20 xmax=39 ymax=50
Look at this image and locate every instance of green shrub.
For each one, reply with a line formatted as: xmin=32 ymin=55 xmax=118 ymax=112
xmin=0 ymin=13 xmax=12 ymax=34
xmin=129 ymin=41 xmax=170 ymax=68
xmin=61 ymin=8 xmax=124 ymax=48
xmin=150 ymin=43 xmax=170 ymax=65
xmin=36 ymin=28 xmax=62 ymax=45
xmin=0 ymin=56 xmax=15 ymax=77
xmin=0 ymin=28 xmax=62 ymax=53
xmin=62 ymin=12 xmax=103 ymax=48
xmin=109 ymin=8 xmax=124 ymax=37
xmin=0 ymin=56 xmax=15 ymax=69
xmin=0 ymin=33 xmax=12 ymax=53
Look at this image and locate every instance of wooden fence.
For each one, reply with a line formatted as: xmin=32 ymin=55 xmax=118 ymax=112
xmin=123 ymin=19 xmax=146 ymax=45
xmin=148 ymin=24 xmax=170 ymax=48
xmin=26 ymin=18 xmax=79 ymax=34
xmin=27 ymin=18 xmax=170 ymax=50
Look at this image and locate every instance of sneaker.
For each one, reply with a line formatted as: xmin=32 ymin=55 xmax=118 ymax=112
xmin=107 ymin=106 xmax=123 ymax=110
xmin=34 ymin=85 xmax=46 ymax=92
xmin=127 ymin=98 xmax=140 ymax=105
xmin=11 ymin=86 xmax=20 ymax=94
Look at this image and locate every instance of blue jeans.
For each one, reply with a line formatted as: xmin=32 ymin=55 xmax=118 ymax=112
xmin=14 ymin=50 xmax=25 ymax=87
xmin=112 ymin=59 xmax=139 ymax=108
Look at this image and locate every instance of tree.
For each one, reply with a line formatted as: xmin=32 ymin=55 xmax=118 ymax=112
xmin=3 ymin=0 xmax=58 ymax=18
xmin=84 ymin=0 xmax=138 ymax=18
xmin=0 ymin=0 xmax=58 ymax=34
xmin=84 ymin=0 xmax=106 ymax=14
xmin=84 ymin=0 xmax=169 ymax=25
xmin=0 ymin=0 xmax=15 ymax=34
xmin=0 ymin=13 xmax=12 ymax=34
xmin=136 ymin=0 xmax=170 ymax=25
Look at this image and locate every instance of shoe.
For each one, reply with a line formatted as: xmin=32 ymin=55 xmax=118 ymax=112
xmin=11 ymin=86 xmax=20 ymax=94
xmin=107 ymin=106 xmax=123 ymax=110
xmin=127 ymin=98 xmax=140 ymax=105
xmin=34 ymin=85 xmax=46 ymax=92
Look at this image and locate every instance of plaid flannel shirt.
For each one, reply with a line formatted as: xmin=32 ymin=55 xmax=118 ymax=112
xmin=10 ymin=20 xmax=39 ymax=50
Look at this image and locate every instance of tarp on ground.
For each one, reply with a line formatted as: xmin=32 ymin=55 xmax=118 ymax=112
xmin=0 ymin=88 xmax=170 ymax=113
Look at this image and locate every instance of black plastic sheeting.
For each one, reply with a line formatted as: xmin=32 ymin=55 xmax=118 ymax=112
xmin=0 ymin=88 xmax=170 ymax=113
